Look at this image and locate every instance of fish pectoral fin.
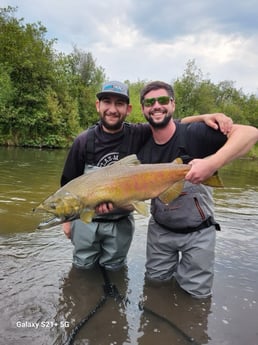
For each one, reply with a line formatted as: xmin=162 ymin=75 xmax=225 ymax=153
xmin=131 ymin=201 xmax=149 ymax=216
xmin=80 ymin=209 xmax=95 ymax=223
xmin=159 ymin=180 xmax=184 ymax=204
xmin=202 ymin=173 xmax=224 ymax=187
xmin=113 ymin=154 xmax=140 ymax=166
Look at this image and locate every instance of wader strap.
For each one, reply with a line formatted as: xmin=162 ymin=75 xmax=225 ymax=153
xmin=118 ymin=122 xmax=131 ymax=159
xmin=85 ymin=124 xmax=96 ymax=165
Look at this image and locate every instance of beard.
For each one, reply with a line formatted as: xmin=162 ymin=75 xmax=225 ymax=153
xmin=100 ymin=117 xmax=124 ymax=131
xmin=145 ymin=113 xmax=172 ymax=129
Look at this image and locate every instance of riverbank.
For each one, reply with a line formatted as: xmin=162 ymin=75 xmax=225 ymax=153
xmin=0 ymin=143 xmax=258 ymax=158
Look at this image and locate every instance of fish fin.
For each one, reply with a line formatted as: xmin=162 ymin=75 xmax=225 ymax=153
xmin=172 ymin=157 xmax=183 ymax=164
xmin=202 ymin=173 xmax=224 ymax=187
xmin=157 ymin=156 xmax=185 ymax=204
xmin=80 ymin=209 xmax=95 ymax=223
xmin=159 ymin=180 xmax=185 ymax=204
xmin=132 ymin=201 xmax=149 ymax=216
xmin=114 ymin=154 xmax=141 ymax=166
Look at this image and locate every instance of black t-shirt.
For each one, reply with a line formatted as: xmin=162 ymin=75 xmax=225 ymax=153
xmin=137 ymin=122 xmax=227 ymax=164
xmin=60 ymin=122 xmax=151 ymax=186
xmin=61 ymin=120 xmax=227 ymax=186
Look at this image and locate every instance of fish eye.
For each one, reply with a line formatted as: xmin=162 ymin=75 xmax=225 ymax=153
xmin=50 ymin=202 xmax=56 ymax=210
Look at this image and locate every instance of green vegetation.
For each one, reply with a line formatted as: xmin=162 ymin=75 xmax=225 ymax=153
xmin=0 ymin=6 xmax=257 ymax=156
xmin=0 ymin=6 xmax=105 ymax=147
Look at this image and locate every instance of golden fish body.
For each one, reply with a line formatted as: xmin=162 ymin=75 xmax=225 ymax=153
xmin=35 ymin=155 xmax=191 ymax=227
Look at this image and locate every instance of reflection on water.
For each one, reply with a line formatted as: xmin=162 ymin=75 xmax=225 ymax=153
xmin=0 ymin=147 xmax=258 ymax=345
xmin=0 ymin=147 xmax=67 ymax=234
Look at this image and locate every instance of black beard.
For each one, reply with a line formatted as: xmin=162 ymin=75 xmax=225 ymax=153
xmin=100 ymin=118 xmax=124 ymax=131
xmin=145 ymin=114 xmax=172 ymax=129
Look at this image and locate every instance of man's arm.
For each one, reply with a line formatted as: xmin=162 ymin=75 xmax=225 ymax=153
xmin=181 ymin=113 xmax=233 ymax=135
xmin=61 ymin=133 xmax=86 ymax=186
xmin=185 ymin=124 xmax=258 ymax=184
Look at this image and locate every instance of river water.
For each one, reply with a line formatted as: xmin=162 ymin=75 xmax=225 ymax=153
xmin=0 ymin=147 xmax=257 ymax=345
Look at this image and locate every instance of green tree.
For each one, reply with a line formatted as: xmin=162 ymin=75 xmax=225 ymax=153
xmin=0 ymin=6 xmax=106 ymax=147
xmin=244 ymin=95 xmax=258 ymax=127
xmin=173 ymin=60 xmax=203 ymax=117
xmin=0 ymin=6 xmax=57 ymax=145
xmin=173 ymin=59 xmax=258 ymax=129
xmin=126 ymin=79 xmax=147 ymax=122
xmin=68 ymin=47 xmax=106 ymax=128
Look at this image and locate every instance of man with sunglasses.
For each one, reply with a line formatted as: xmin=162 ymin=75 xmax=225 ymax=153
xmin=61 ymin=80 xmax=234 ymax=272
xmin=136 ymin=81 xmax=258 ymax=298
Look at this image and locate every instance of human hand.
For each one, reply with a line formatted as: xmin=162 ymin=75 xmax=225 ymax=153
xmin=95 ymin=202 xmax=114 ymax=214
xmin=62 ymin=222 xmax=72 ymax=239
xmin=185 ymin=158 xmax=217 ymax=184
xmin=203 ymin=113 xmax=233 ymax=135
xmin=95 ymin=202 xmax=134 ymax=213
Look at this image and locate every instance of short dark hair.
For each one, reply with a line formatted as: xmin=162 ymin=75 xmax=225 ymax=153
xmin=140 ymin=81 xmax=175 ymax=104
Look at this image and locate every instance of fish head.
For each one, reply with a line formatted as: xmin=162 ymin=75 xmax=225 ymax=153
xmin=35 ymin=190 xmax=82 ymax=220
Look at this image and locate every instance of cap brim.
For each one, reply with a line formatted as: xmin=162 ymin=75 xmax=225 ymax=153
xmin=96 ymin=91 xmax=129 ymax=102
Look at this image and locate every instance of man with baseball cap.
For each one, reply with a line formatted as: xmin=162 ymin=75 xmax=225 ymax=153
xmin=61 ymin=80 xmax=149 ymax=271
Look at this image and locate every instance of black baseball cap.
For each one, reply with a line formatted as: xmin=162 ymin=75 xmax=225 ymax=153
xmin=96 ymin=81 xmax=130 ymax=102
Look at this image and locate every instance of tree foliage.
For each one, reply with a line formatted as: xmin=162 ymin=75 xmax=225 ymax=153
xmin=0 ymin=6 xmax=105 ymax=147
xmin=0 ymin=7 xmax=257 ymax=150
xmin=173 ymin=60 xmax=258 ymax=127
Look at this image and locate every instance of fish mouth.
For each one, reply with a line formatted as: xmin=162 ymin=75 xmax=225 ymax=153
xmin=37 ymin=215 xmax=78 ymax=230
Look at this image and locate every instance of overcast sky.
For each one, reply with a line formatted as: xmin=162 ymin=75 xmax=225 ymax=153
xmin=2 ymin=0 xmax=258 ymax=94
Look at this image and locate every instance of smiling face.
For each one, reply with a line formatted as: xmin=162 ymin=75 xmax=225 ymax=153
xmin=96 ymin=95 xmax=132 ymax=132
xmin=141 ymin=88 xmax=175 ymax=129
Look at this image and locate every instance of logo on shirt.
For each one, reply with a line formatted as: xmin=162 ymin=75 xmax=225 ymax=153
xmin=97 ymin=152 xmax=119 ymax=167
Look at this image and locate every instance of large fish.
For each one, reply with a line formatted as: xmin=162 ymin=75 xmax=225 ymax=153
xmin=35 ymin=155 xmax=223 ymax=229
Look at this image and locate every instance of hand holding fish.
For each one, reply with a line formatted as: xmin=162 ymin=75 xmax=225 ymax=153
xmin=185 ymin=158 xmax=217 ymax=184
xmin=95 ymin=202 xmax=114 ymax=214
xmin=95 ymin=202 xmax=134 ymax=214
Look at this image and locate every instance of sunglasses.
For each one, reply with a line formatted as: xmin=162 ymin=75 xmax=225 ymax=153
xmin=142 ymin=96 xmax=172 ymax=107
